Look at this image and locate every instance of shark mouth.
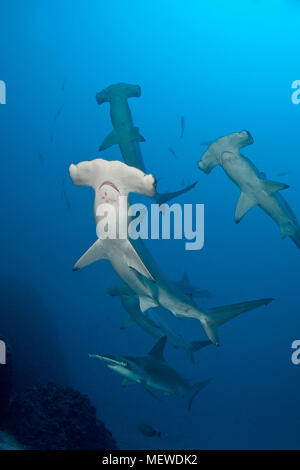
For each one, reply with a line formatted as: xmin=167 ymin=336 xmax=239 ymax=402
xmin=99 ymin=181 xmax=120 ymax=193
xmin=100 ymin=355 xmax=128 ymax=368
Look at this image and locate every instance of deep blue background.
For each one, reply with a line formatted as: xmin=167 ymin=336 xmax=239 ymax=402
xmin=0 ymin=0 xmax=300 ymax=449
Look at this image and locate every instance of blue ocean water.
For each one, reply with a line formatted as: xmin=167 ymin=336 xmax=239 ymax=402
xmin=0 ymin=0 xmax=300 ymax=450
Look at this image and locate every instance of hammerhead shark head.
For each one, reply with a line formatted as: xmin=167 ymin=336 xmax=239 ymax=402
xmin=70 ymin=157 xmax=274 ymax=345
xmin=198 ymin=130 xmax=300 ymax=248
xmin=89 ymin=336 xmax=212 ymax=410
xmin=107 ymin=285 xmax=211 ymax=362
xmin=96 ymin=82 xmax=197 ymax=205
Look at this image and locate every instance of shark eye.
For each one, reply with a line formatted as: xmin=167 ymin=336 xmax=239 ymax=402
xmin=243 ymin=130 xmax=252 ymax=138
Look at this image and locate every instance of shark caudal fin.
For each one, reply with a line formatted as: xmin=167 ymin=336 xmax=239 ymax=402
xmin=201 ymin=298 xmax=274 ymax=346
xmin=279 ymin=220 xmax=300 ymax=240
xmin=187 ymin=340 xmax=212 ymax=363
xmin=290 ymin=229 xmax=300 ymax=249
xmin=187 ymin=378 xmax=212 ymax=411
xmin=155 ymin=181 xmax=198 ymax=205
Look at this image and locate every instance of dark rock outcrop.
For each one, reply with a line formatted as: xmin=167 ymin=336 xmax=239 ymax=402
xmin=6 ymin=382 xmax=117 ymax=450
xmin=0 ymin=276 xmax=67 ymax=392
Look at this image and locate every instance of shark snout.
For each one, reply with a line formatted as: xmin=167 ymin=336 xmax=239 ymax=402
xmin=88 ymin=353 xmax=128 ymax=368
xmin=198 ymin=160 xmax=212 ymax=174
xmin=143 ymin=173 xmax=157 ymax=197
xmin=69 ymin=163 xmax=78 ymax=182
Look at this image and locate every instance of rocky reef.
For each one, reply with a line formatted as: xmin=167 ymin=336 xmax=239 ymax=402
xmin=0 ymin=276 xmax=67 ymax=392
xmin=0 ymin=431 xmax=26 ymax=450
xmin=6 ymin=382 xmax=117 ymax=450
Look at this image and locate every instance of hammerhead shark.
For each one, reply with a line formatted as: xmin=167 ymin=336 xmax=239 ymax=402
xmin=96 ymin=82 xmax=197 ymax=205
xmin=198 ymin=130 xmax=300 ymax=248
xmin=107 ymin=285 xmax=211 ymax=362
xmin=69 ymin=158 xmax=158 ymax=301
xmin=89 ymin=336 xmax=212 ymax=410
xmin=172 ymin=272 xmax=212 ymax=299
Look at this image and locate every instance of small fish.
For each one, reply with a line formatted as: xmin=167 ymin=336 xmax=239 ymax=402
xmin=138 ymin=424 xmax=162 ymax=438
xmin=53 ymin=105 xmax=64 ymax=125
xmin=180 ymin=115 xmax=185 ymax=138
xmin=61 ymin=190 xmax=71 ymax=209
xmin=61 ymin=79 xmax=66 ymax=91
xmin=38 ymin=152 xmax=44 ymax=165
xmin=276 ymin=171 xmax=289 ymax=177
xmin=168 ymin=147 xmax=177 ymax=158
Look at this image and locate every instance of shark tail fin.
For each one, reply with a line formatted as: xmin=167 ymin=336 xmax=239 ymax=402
xmin=155 ymin=181 xmax=198 ymax=205
xmin=73 ymin=239 xmax=108 ymax=271
xmin=201 ymin=298 xmax=274 ymax=346
xmin=279 ymin=220 xmax=300 ymax=240
xmin=187 ymin=340 xmax=212 ymax=363
xmin=187 ymin=378 xmax=212 ymax=411
xmin=290 ymin=229 xmax=300 ymax=249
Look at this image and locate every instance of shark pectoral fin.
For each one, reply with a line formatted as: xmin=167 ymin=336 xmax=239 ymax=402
xmin=121 ymin=378 xmax=135 ymax=387
xmin=120 ymin=315 xmax=136 ymax=330
xmin=144 ymin=386 xmax=161 ymax=401
xmin=262 ymin=180 xmax=289 ymax=194
xmin=99 ymin=129 xmax=119 ymax=151
xmin=130 ymin=126 xmax=146 ymax=143
xmin=126 ymin=242 xmax=155 ymax=281
xmin=235 ymin=192 xmax=256 ymax=223
xmin=139 ymin=295 xmax=159 ymax=313
xmin=203 ymin=298 xmax=275 ymax=345
xmin=187 ymin=378 xmax=212 ymax=411
xmin=73 ymin=239 xmax=108 ymax=271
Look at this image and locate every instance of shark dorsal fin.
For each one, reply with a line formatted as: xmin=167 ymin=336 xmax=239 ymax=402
xmin=148 ymin=336 xmax=167 ymax=361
